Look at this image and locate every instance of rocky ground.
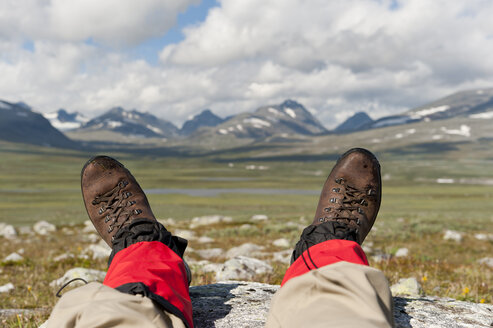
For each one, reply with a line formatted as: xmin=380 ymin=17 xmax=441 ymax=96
xmin=0 ymin=216 xmax=492 ymax=327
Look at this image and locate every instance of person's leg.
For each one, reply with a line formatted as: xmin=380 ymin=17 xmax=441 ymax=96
xmin=47 ymin=156 xmax=193 ymax=328
xmin=266 ymin=148 xmax=394 ymax=328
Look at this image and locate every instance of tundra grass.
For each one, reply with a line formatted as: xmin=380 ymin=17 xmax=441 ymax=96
xmin=0 ymin=141 xmax=492 ymax=326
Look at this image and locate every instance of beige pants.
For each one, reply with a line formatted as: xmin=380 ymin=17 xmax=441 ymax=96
xmin=47 ymin=262 xmax=394 ymax=328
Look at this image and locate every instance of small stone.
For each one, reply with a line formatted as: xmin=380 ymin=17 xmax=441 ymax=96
xmin=216 ymin=256 xmax=273 ymax=281
xmin=61 ymin=227 xmax=74 ymax=235
xmin=474 ymin=233 xmax=493 ymax=241
xmin=174 ymin=229 xmax=196 ymax=240
xmin=33 ymin=220 xmax=56 ymax=235
xmin=362 ymin=245 xmax=373 ymax=254
xmin=371 ymin=253 xmax=392 ymax=263
xmin=443 ymin=230 xmax=462 ymax=242
xmin=4 ymin=252 xmax=24 ymax=262
xmin=189 ymin=215 xmax=233 ymax=228
xmin=54 ymin=253 xmax=75 ymax=262
xmin=272 ymin=238 xmax=290 ymax=248
xmin=186 ymin=259 xmax=211 ymax=266
xmin=390 ymin=277 xmax=423 ymax=297
xmin=86 ymin=244 xmax=111 ymax=260
xmin=195 ymin=248 xmax=224 ymax=259
xmin=251 ymin=214 xmax=268 ymax=221
xmin=226 ymin=243 xmax=264 ymax=259
xmin=82 ymin=220 xmax=96 ymax=233
xmin=0 ymin=283 xmax=14 ymax=293
xmin=395 ymin=248 xmax=409 ymax=258
xmin=159 ymin=218 xmax=176 ymax=226
xmin=50 ymin=268 xmax=106 ymax=288
xmin=0 ymin=223 xmax=17 ymax=239
xmin=271 ymin=250 xmax=292 ymax=264
xmin=202 ymin=263 xmax=224 ymax=274
xmin=84 ymin=233 xmax=100 ymax=243
xmin=477 ymin=257 xmax=493 ymax=268
xmin=197 ymin=236 xmax=214 ymax=244
xmin=239 ymin=224 xmax=253 ymax=230
xmin=17 ymin=248 xmax=24 ymax=254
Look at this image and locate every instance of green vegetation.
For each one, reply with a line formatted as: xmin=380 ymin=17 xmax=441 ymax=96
xmin=0 ymin=140 xmax=492 ymax=326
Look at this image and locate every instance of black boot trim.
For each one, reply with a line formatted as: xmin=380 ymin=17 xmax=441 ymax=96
xmin=290 ymin=221 xmax=358 ymax=267
xmin=108 ymin=219 xmax=189 ymax=278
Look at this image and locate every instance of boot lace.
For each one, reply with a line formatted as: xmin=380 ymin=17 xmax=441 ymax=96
xmin=318 ymin=177 xmax=377 ymax=226
xmin=92 ymin=180 xmax=142 ymax=235
xmin=297 ymin=177 xmax=377 ymax=270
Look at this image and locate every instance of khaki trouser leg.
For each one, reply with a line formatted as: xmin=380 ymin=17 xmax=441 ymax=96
xmin=265 ymin=261 xmax=395 ymax=328
xmin=47 ymin=282 xmax=186 ymax=328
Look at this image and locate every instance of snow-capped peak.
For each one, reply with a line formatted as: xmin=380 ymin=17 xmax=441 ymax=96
xmin=284 ymin=108 xmax=296 ymax=118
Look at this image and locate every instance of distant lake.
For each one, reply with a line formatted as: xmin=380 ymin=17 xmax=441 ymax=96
xmin=200 ymin=177 xmax=254 ymax=182
xmin=145 ymin=188 xmax=319 ymax=197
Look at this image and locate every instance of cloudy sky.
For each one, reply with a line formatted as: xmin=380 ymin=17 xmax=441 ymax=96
xmin=1 ymin=0 xmax=492 ymax=128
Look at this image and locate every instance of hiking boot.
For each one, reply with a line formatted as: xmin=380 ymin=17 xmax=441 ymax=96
xmin=291 ymin=148 xmax=381 ymax=264
xmin=81 ymin=155 xmax=157 ymax=247
xmin=312 ymin=147 xmax=381 ymax=244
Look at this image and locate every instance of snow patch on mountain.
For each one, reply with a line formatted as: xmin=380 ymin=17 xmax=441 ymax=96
xmin=470 ymin=111 xmax=493 ymax=119
xmin=146 ymin=124 xmax=163 ymax=134
xmin=411 ymin=105 xmax=450 ymax=119
xmin=107 ymin=121 xmax=122 ymax=128
xmin=43 ymin=110 xmax=89 ymax=131
xmin=218 ymin=129 xmax=228 ymax=135
xmin=284 ymin=108 xmax=296 ymax=118
xmin=243 ymin=118 xmax=271 ymax=128
xmin=123 ymin=112 xmax=140 ymax=120
xmin=0 ymin=102 xmax=12 ymax=110
xmin=268 ymin=108 xmax=284 ymax=116
xmin=441 ymin=125 xmax=471 ymax=137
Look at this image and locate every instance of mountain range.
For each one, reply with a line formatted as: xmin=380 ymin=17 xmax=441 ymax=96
xmin=2 ymin=87 xmax=493 ymax=150
xmin=0 ymin=100 xmax=76 ymax=148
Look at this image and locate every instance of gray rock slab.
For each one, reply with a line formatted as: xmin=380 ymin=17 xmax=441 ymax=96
xmin=190 ymin=282 xmax=493 ymax=328
xmin=191 ymin=281 xmax=277 ymax=328
xmin=393 ymin=296 xmax=493 ymax=328
xmin=1 ymin=283 xmax=492 ymax=327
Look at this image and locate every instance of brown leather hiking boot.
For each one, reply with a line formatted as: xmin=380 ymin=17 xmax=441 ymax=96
xmin=81 ymin=156 xmax=157 ymax=247
xmin=312 ymin=147 xmax=381 ymax=244
xmin=290 ymin=148 xmax=381 ymax=265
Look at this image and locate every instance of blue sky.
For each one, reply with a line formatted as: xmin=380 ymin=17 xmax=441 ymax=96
xmin=126 ymin=0 xmax=218 ymax=65
xmin=1 ymin=0 xmax=493 ymax=127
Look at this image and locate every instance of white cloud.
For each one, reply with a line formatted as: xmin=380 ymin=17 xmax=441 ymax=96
xmin=0 ymin=0 xmax=199 ymax=45
xmin=1 ymin=0 xmax=493 ymax=129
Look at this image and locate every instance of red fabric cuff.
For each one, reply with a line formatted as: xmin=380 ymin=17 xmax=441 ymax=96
xmin=281 ymin=239 xmax=368 ymax=286
xmin=104 ymin=241 xmax=193 ymax=328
